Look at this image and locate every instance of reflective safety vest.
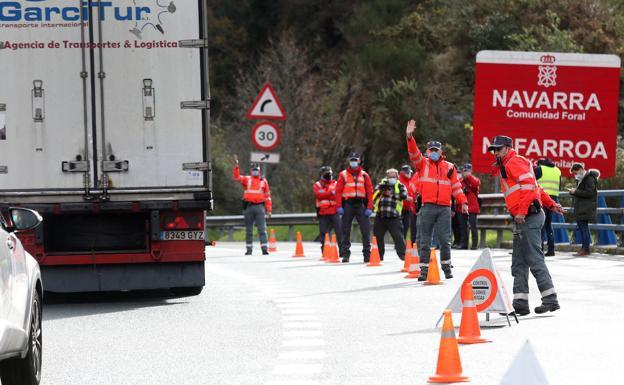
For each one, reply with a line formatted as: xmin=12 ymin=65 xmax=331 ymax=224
xmin=340 ymin=170 xmax=367 ymax=199
xmin=373 ymin=178 xmax=404 ymax=214
xmin=539 ymin=166 xmax=561 ymax=197
xmin=499 ymin=150 xmax=539 ymax=216
xmin=243 ymin=177 xmax=271 ymax=204
xmin=315 ymin=181 xmax=337 ymax=209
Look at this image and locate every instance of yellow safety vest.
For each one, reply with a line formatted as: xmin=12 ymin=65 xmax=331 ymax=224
xmin=539 ymin=166 xmax=561 ymax=197
xmin=373 ymin=179 xmax=404 ymax=214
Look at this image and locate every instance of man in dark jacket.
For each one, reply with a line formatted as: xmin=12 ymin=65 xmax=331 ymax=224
xmin=569 ymin=163 xmax=599 ymax=256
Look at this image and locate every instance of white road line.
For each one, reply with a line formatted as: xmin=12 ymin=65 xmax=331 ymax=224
xmin=283 ymin=330 xmax=323 ymax=338
xmin=278 ymin=351 xmax=326 ymax=360
xmin=283 ymin=315 xmax=319 ymax=321
xmin=281 ymin=309 xmax=316 ymax=315
xmin=282 ymin=339 xmax=325 ymax=347
xmin=266 ymin=381 xmax=320 ymax=385
xmin=283 ymin=322 xmax=323 ymax=329
xmin=271 ymin=364 xmax=323 ymax=375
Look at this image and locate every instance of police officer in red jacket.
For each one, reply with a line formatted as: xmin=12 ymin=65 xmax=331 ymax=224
xmin=459 ymin=163 xmax=481 ymax=249
xmin=335 ymin=153 xmax=374 ymax=263
xmin=313 ymin=166 xmax=342 ymax=252
xmin=489 ymin=135 xmax=564 ymax=315
xmin=399 ymin=165 xmax=417 ymax=244
xmin=405 ymin=120 xmax=468 ymax=280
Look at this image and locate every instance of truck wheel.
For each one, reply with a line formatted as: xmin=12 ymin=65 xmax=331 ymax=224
xmin=170 ymin=286 xmax=203 ymax=297
xmin=0 ymin=290 xmax=42 ymax=385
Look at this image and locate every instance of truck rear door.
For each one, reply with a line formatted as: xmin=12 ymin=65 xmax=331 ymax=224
xmin=0 ymin=0 xmax=95 ymax=194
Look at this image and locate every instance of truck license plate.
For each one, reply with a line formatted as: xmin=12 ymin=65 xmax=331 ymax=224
xmin=160 ymin=231 xmax=205 ymax=241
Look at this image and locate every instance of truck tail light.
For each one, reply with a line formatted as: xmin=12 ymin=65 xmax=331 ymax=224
xmin=161 ymin=212 xmax=204 ymax=230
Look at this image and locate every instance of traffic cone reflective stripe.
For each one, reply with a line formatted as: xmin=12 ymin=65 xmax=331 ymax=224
xmin=425 ymin=248 xmax=443 ymax=285
xmin=458 ymin=282 xmax=490 ymax=344
xmin=327 ymin=234 xmax=340 ymax=263
xmin=402 ymin=240 xmax=412 ymax=272
xmin=428 ymin=309 xmax=470 ymax=383
xmin=321 ymin=233 xmax=330 ymax=261
xmin=292 ymin=231 xmax=305 ymax=258
xmin=404 ymin=244 xmax=421 ymax=279
xmin=368 ymin=237 xmax=382 ymax=266
xmin=268 ymin=229 xmax=278 ymax=252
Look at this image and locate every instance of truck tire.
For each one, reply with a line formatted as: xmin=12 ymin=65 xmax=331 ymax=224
xmin=0 ymin=290 xmax=42 ymax=385
xmin=170 ymin=286 xmax=203 ymax=297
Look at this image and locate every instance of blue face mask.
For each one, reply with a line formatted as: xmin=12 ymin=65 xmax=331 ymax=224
xmin=349 ymin=161 xmax=359 ymax=169
xmin=387 ymin=178 xmax=397 ymax=185
xmin=428 ymin=151 xmax=440 ymax=162
xmin=251 ymin=170 xmax=260 ymax=177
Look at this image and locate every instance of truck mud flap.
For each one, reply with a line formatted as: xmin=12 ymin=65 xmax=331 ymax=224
xmin=41 ymin=262 xmax=205 ymax=293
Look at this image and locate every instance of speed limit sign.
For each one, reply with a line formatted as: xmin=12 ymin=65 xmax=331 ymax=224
xmin=251 ymin=121 xmax=281 ymax=151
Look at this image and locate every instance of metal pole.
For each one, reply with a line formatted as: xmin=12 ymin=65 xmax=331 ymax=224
xmin=201 ymin=0 xmax=213 ymax=195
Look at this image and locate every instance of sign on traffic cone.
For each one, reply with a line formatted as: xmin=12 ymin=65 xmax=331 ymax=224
xmin=321 ymin=233 xmax=331 ymax=261
xmin=292 ymin=231 xmax=305 ymax=258
xmin=425 ymin=248 xmax=442 ymax=285
xmin=458 ymin=282 xmax=490 ymax=344
xmin=327 ymin=234 xmax=340 ymax=263
xmin=368 ymin=236 xmax=382 ymax=266
xmin=428 ymin=309 xmax=470 ymax=383
xmin=402 ymin=240 xmax=413 ymax=272
xmin=268 ymin=229 xmax=278 ymax=252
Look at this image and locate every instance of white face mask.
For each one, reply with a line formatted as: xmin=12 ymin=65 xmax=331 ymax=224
xmin=387 ymin=177 xmax=397 ymax=185
xmin=575 ymin=172 xmax=585 ymax=181
xmin=251 ymin=170 xmax=260 ymax=177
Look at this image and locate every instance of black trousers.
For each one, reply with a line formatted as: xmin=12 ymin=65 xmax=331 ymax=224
xmin=373 ymin=216 xmax=406 ymax=260
xmin=542 ymin=195 xmax=558 ymax=254
xmin=459 ymin=213 xmax=479 ymax=249
xmin=318 ymin=214 xmax=342 ymax=252
xmin=452 ymin=212 xmax=462 ymax=245
xmin=340 ymin=200 xmax=371 ymax=260
xmin=401 ymin=210 xmax=417 ymax=244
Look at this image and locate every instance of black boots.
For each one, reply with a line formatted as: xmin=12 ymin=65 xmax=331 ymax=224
xmin=245 ymin=248 xmax=252 ymax=256
xmin=262 ymin=247 xmax=269 ymax=255
xmin=418 ymin=268 xmax=428 ymax=281
xmin=442 ymin=266 xmax=453 ymax=279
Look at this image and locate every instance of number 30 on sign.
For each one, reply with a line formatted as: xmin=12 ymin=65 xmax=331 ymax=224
xmin=251 ymin=121 xmax=281 ymax=151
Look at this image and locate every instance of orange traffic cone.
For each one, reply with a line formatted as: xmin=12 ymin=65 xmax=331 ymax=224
xmin=327 ymin=234 xmax=340 ymax=263
xmin=268 ymin=229 xmax=278 ymax=252
xmin=292 ymin=231 xmax=305 ymax=258
xmin=404 ymin=249 xmax=421 ymax=279
xmin=321 ymin=233 xmax=331 ymax=261
xmin=424 ymin=248 xmax=442 ymax=285
xmin=458 ymin=282 xmax=490 ymax=344
xmin=402 ymin=240 xmax=412 ymax=272
xmin=428 ymin=309 xmax=470 ymax=383
xmin=368 ymin=237 xmax=382 ymax=266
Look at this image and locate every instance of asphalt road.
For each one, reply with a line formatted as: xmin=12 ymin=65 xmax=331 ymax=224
xmin=41 ymin=242 xmax=624 ymax=384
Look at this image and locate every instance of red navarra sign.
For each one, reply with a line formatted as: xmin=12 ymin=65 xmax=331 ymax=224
xmin=472 ymin=51 xmax=621 ymax=177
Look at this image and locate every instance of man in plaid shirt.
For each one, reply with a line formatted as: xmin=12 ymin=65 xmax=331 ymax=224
xmin=373 ymin=169 xmax=408 ymax=261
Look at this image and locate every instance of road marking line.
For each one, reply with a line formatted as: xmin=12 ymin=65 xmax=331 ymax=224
xmin=282 ymin=339 xmax=325 ymax=347
xmin=278 ymin=351 xmax=326 ymax=360
xmin=283 ymin=315 xmax=319 ymax=321
xmin=281 ymin=309 xmax=316 ymax=315
xmin=283 ymin=322 xmax=322 ymax=329
xmin=283 ymin=330 xmax=323 ymax=338
xmin=271 ymin=364 xmax=322 ymax=375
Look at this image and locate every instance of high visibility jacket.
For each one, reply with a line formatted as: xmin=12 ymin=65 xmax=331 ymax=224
xmin=497 ymin=149 xmax=555 ymax=217
xmin=313 ymin=180 xmax=338 ymax=216
xmin=335 ymin=167 xmax=374 ymax=209
xmin=407 ymin=137 xmax=467 ymax=207
xmin=372 ymin=178 xmax=405 ymax=214
xmin=408 ymin=172 xmax=421 ymax=213
xmin=462 ymin=174 xmax=481 ymax=214
xmin=538 ymin=165 xmax=561 ymax=197
xmin=233 ymin=166 xmax=272 ymax=212
xmin=399 ymin=173 xmax=413 ymax=212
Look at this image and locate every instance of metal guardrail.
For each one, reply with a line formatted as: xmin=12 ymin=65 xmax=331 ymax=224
xmin=206 ymin=190 xmax=624 ymax=246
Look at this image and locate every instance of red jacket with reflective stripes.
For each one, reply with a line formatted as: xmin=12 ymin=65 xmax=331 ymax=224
xmin=399 ymin=173 xmax=414 ymax=212
xmin=497 ymin=149 xmax=555 ymax=216
xmin=462 ymin=174 xmax=481 ymax=214
xmin=335 ymin=167 xmax=374 ymax=209
xmin=408 ymin=172 xmax=421 ymax=213
xmin=313 ymin=180 xmax=338 ymax=215
xmin=407 ymin=137 xmax=466 ymax=207
xmin=233 ymin=166 xmax=272 ymax=212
